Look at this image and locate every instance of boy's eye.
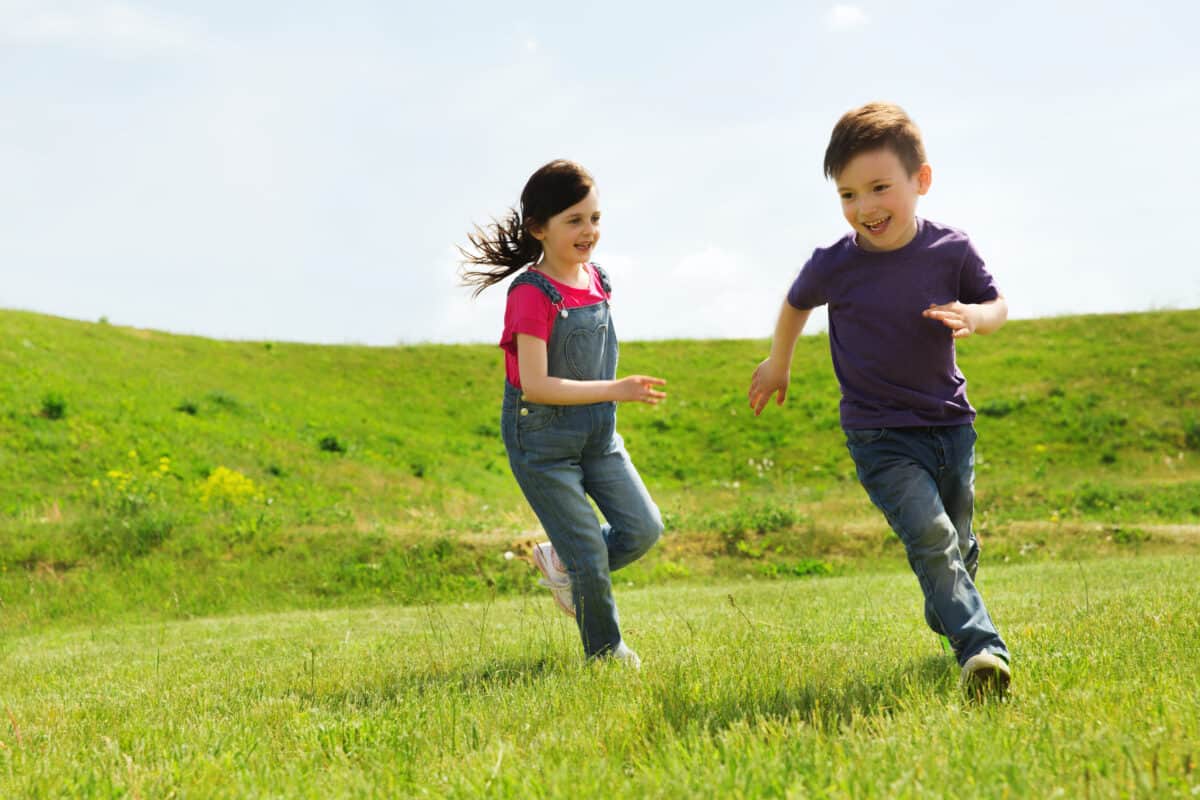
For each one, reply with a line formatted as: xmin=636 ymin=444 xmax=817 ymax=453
xmin=840 ymin=192 xmax=853 ymax=201
xmin=874 ymin=184 xmax=889 ymax=192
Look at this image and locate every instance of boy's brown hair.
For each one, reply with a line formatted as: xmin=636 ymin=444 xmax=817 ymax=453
xmin=823 ymin=102 xmax=926 ymax=180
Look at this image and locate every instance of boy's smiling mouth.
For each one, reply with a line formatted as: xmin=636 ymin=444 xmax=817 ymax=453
xmin=863 ymin=217 xmax=890 ymax=234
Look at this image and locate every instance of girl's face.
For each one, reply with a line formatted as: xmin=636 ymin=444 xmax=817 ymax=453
xmin=530 ymin=188 xmax=600 ymax=273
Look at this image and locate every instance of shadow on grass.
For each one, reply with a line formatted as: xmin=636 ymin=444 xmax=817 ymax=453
xmin=648 ymin=654 xmax=959 ymax=736
xmin=310 ymin=653 xmax=575 ymax=710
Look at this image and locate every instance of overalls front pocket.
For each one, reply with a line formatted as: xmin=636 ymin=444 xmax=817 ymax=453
xmin=563 ymin=320 xmax=610 ymax=380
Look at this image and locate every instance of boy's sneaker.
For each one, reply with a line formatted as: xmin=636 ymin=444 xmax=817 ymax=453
xmin=612 ymin=641 xmax=641 ymax=670
xmin=961 ymin=651 xmax=1011 ymax=700
xmin=532 ymin=542 xmax=574 ymax=618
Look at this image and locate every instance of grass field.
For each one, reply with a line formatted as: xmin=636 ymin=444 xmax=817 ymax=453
xmin=3 ymin=556 xmax=1197 ymax=798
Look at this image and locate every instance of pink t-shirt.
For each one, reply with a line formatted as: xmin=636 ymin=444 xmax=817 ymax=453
xmin=500 ymin=264 xmax=610 ymax=388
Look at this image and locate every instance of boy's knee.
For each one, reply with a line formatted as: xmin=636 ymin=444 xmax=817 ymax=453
xmin=904 ymin=515 xmax=958 ymax=560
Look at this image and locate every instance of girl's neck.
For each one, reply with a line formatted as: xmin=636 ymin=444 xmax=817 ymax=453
xmin=535 ymin=259 xmax=589 ymax=288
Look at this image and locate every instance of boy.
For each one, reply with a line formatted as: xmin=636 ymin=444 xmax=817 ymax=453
xmin=748 ymin=102 xmax=1011 ymax=698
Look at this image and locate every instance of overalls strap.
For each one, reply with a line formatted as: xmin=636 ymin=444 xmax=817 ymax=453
xmin=507 ymin=270 xmax=563 ymax=304
xmin=593 ymin=264 xmax=612 ymax=296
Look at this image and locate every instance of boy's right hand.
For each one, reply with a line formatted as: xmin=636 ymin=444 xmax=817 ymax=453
xmin=748 ymin=358 xmax=790 ymax=416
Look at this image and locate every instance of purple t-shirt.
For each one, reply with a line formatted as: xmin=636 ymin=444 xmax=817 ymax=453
xmin=787 ymin=218 xmax=999 ymax=430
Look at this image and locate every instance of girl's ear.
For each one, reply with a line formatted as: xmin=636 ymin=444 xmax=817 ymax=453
xmin=526 ymin=221 xmax=545 ymax=242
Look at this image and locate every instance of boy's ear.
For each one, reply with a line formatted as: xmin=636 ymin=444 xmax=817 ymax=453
xmin=917 ymin=163 xmax=932 ymax=195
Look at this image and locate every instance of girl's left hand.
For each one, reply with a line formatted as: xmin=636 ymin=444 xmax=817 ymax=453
xmin=923 ymin=302 xmax=979 ymax=339
xmin=615 ymin=375 xmax=667 ymax=405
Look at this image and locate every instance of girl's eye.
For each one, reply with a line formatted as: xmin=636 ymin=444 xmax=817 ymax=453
xmin=874 ymin=184 xmax=889 ymax=192
xmin=840 ymin=192 xmax=853 ymax=201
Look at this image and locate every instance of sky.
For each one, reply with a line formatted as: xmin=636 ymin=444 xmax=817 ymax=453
xmin=3 ymin=1 xmax=1198 ymax=346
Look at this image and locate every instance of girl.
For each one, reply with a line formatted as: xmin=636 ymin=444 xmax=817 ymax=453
xmin=461 ymin=160 xmax=665 ymax=667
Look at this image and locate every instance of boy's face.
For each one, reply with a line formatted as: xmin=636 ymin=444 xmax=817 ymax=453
xmin=835 ymin=148 xmax=931 ymax=252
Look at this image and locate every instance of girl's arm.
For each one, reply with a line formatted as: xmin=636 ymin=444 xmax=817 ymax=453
xmin=516 ymin=334 xmax=666 ymax=405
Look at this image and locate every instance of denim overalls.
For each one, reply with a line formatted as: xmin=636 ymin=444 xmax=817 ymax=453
xmin=500 ymin=266 xmax=662 ymax=659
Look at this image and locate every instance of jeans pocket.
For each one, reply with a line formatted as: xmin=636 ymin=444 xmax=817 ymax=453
xmin=845 ymin=427 xmax=888 ymax=446
xmin=517 ymin=402 xmax=556 ymax=433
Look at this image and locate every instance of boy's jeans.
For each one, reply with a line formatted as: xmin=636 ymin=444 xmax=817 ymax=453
xmin=845 ymin=424 xmax=1009 ymax=665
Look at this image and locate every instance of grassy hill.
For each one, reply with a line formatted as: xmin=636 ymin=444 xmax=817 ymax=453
xmin=2 ymin=308 xmax=1198 ymax=632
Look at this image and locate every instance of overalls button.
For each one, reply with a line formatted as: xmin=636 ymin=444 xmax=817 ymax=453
xmin=519 ymin=408 xmax=529 ymax=416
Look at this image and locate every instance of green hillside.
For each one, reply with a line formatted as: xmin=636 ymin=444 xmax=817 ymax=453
xmin=2 ymin=308 xmax=1198 ymax=631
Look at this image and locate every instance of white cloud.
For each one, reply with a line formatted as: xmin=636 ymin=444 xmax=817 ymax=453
xmin=825 ymin=4 xmax=869 ymax=31
xmin=0 ymin=1 xmax=200 ymax=55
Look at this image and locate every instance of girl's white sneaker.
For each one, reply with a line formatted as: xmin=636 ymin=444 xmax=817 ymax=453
xmin=532 ymin=542 xmax=574 ymax=617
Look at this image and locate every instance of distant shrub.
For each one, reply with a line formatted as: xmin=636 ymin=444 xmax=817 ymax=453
xmin=757 ymin=558 xmax=833 ymax=578
xmin=40 ymin=393 xmax=67 ymax=420
xmin=1109 ymin=525 xmax=1149 ymax=546
xmin=706 ymin=503 xmax=801 ymax=556
xmin=1184 ymin=416 xmax=1200 ymax=451
xmin=206 ymin=391 xmax=243 ymax=413
xmin=319 ymin=435 xmax=346 ymax=454
xmin=84 ymin=454 xmax=179 ymax=558
xmin=197 ymin=466 xmax=260 ymax=508
xmin=978 ymin=399 xmax=1019 ymax=418
xmin=789 ymin=558 xmax=833 ymax=577
xmin=175 ymin=400 xmax=199 ymax=416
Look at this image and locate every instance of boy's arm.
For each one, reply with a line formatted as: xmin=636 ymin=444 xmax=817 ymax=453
xmin=748 ymin=301 xmax=812 ymax=416
xmin=516 ymin=334 xmax=666 ymax=405
xmin=922 ymin=294 xmax=1008 ymax=338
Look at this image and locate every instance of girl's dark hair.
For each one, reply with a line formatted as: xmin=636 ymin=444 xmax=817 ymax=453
xmin=459 ymin=160 xmax=594 ymax=296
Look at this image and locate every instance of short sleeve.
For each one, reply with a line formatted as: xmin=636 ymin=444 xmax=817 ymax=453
xmin=786 ymin=252 xmax=829 ymax=310
xmin=500 ymin=283 xmax=553 ymax=352
xmin=958 ymin=238 xmax=999 ymax=304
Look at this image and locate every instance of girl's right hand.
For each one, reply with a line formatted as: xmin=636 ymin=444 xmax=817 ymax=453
xmin=614 ymin=375 xmax=667 ymax=405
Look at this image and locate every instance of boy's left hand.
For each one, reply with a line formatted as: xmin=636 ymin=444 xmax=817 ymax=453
xmin=923 ymin=302 xmax=979 ymax=339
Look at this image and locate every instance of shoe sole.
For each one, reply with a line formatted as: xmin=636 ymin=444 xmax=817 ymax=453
xmin=962 ymin=654 xmax=1011 ymax=700
xmin=547 ymin=586 xmax=575 ymax=618
xmin=532 ymin=545 xmax=574 ymax=618
xmin=532 ymin=545 xmax=569 ymax=588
